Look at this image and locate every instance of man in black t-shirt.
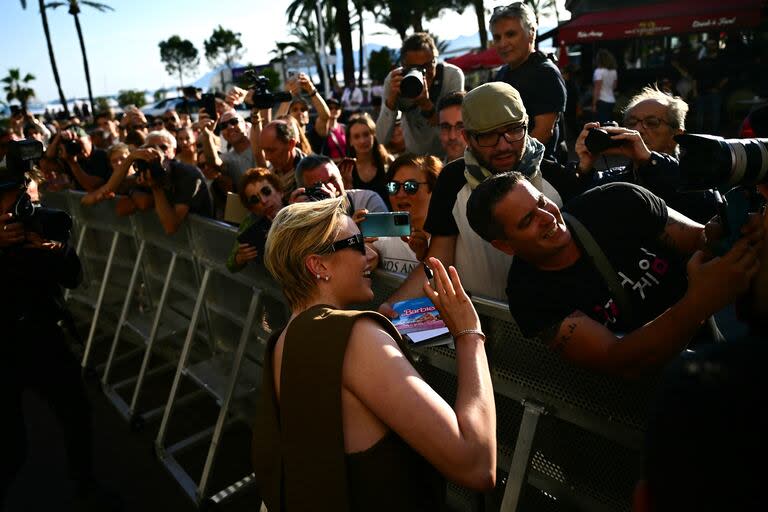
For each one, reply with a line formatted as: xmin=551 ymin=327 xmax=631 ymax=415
xmin=466 ymin=173 xmax=762 ymax=377
xmin=490 ymin=3 xmax=566 ymax=160
xmin=48 ymin=126 xmax=111 ymax=191
xmin=126 ymin=131 xmax=212 ymax=234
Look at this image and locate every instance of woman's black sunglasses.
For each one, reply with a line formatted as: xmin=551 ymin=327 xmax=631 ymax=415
xmin=325 ymin=233 xmax=365 ymax=255
xmin=386 ymin=180 xmax=428 ymax=195
xmin=248 ymin=186 xmax=273 ymax=205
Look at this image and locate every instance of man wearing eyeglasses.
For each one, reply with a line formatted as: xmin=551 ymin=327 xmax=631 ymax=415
xmin=378 ymin=82 xmax=563 ymax=313
xmin=376 ymin=32 xmax=465 ymax=158
xmin=490 ymin=2 xmax=567 ymax=162
xmin=565 ymin=86 xmax=716 ymax=224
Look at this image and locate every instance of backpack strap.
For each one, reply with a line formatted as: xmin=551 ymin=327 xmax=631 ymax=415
xmin=562 ymin=212 xmax=636 ymax=326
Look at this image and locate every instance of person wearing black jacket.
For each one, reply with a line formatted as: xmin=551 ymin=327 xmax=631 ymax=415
xmin=491 ymin=2 xmax=567 ymax=161
xmin=542 ymin=86 xmax=717 ymax=224
xmin=0 ymin=166 xmax=108 ymax=508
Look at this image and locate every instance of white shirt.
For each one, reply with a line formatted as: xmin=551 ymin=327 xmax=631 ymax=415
xmin=373 ymin=237 xmax=419 ymax=276
xmin=341 ymin=87 xmax=364 ymax=108
xmin=593 ymin=68 xmax=617 ymax=103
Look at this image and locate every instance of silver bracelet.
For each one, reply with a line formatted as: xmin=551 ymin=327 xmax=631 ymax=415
xmin=454 ymin=329 xmax=486 ymax=341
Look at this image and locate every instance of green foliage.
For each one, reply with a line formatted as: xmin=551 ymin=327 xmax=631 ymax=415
xmin=203 ymin=25 xmax=244 ymax=70
xmin=116 ymin=89 xmax=146 ymax=108
xmin=153 ymin=89 xmax=167 ymax=102
xmin=158 ymin=35 xmax=199 ymax=87
xmin=368 ymin=47 xmax=395 ymax=82
xmin=94 ymin=96 xmax=111 ymax=113
xmin=2 ymin=68 xmax=36 ymax=107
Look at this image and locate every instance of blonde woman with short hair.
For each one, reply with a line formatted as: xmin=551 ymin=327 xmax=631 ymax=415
xmin=253 ymin=198 xmax=496 ymax=510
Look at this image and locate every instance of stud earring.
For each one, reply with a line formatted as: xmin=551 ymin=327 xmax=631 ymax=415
xmin=324 ymin=276 xmax=330 ymax=281
xmin=316 ymin=274 xmax=321 ymax=279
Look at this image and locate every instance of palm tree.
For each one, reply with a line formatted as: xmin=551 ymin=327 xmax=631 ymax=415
xmin=19 ymin=0 xmax=69 ymax=115
xmin=3 ymin=68 xmax=37 ymax=108
xmin=46 ymin=0 xmax=114 ymax=117
xmin=286 ymin=0 xmax=355 ymax=89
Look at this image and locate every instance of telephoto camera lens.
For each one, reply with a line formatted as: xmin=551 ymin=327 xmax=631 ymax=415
xmin=400 ymin=68 xmax=425 ymax=99
xmin=675 ymin=133 xmax=768 ymax=190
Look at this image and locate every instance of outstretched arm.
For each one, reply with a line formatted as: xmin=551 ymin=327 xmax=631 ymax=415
xmin=344 ymin=258 xmax=495 ymax=490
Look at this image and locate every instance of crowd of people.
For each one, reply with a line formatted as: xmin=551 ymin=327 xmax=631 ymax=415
xmin=2 ymin=1 xmax=767 ymax=509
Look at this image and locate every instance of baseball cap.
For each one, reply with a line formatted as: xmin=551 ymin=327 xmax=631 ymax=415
xmin=462 ymin=82 xmax=527 ymax=133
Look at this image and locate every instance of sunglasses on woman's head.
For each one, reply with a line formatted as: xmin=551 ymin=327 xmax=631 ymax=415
xmin=386 ymin=180 xmax=428 ymax=195
xmin=248 ymin=186 xmax=273 ymax=205
xmin=325 ymin=233 xmax=366 ymax=255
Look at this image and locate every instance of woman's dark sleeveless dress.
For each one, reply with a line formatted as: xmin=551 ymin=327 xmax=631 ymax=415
xmin=251 ymin=305 xmax=445 ymax=511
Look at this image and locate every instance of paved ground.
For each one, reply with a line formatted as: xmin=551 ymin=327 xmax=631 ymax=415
xmin=2 ymin=331 xmax=261 ymax=512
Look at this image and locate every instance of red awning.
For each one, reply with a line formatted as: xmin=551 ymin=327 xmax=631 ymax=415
xmin=446 ymin=48 xmax=504 ymax=71
xmin=558 ymin=0 xmax=765 ymax=44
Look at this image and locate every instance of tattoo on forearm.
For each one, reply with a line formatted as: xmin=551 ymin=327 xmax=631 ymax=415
xmin=660 ymin=215 xmax=680 ymax=253
xmin=540 ymin=311 xmax=583 ymax=353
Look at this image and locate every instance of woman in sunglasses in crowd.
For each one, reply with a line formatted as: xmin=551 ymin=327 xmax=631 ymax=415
xmin=226 ymin=167 xmax=285 ymax=273
xmin=253 ymin=198 xmax=495 ymax=510
xmin=369 ymin=153 xmax=442 ymax=275
xmin=346 ymin=113 xmax=393 ymax=208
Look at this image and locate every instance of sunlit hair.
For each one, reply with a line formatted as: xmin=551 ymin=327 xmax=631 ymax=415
xmin=146 ymin=129 xmax=177 ymax=150
xmin=107 ymin=142 xmax=130 ymax=160
xmin=346 ymin=112 xmax=390 ymax=170
xmin=264 ymin=197 xmax=348 ymax=309
xmin=238 ymin=167 xmax=284 ymax=207
xmin=401 ymin=32 xmax=438 ymax=58
xmin=277 ymin=114 xmax=311 ymax=155
xmin=623 ymin=85 xmax=689 ymax=131
xmin=389 ymin=153 xmax=443 ymax=192
xmin=489 ymin=2 xmax=537 ymax=35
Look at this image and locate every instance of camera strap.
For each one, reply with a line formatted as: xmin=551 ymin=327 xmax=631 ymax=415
xmin=429 ymin=63 xmax=445 ymax=100
xmin=562 ymin=212 xmax=636 ymax=327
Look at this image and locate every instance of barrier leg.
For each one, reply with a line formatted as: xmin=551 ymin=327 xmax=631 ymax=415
xmin=65 ymin=224 xmax=88 ymax=302
xmin=102 ymin=240 xmax=145 ymax=386
xmin=128 ymin=252 xmax=177 ymax=416
xmin=197 ymin=289 xmax=261 ymax=501
xmin=156 ymin=267 xmax=211 ymax=451
xmin=500 ymin=400 xmax=545 ymax=512
xmin=81 ymin=231 xmax=119 ymax=369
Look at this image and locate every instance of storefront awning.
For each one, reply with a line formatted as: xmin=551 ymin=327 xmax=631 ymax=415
xmin=558 ymin=0 xmax=765 ymax=44
xmin=446 ymin=48 xmax=504 ymax=71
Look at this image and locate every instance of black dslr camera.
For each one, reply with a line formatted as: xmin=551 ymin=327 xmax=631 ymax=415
xmin=584 ymin=122 xmax=624 ymax=153
xmin=134 ymin=157 xmax=167 ymax=183
xmin=400 ymin=66 xmax=427 ymax=99
xmin=2 ymin=140 xmax=72 ymax=244
xmin=243 ymin=69 xmax=292 ymax=109
xmin=304 ymin=183 xmax=332 ymax=201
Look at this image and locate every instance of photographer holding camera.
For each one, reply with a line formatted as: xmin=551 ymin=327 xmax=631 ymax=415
xmin=554 ymin=86 xmax=717 ymax=224
xmin=376 ymin=32 xmax=464 ymax=158
xmin=46 ymin=125 xmax=111 ymax=192
xmin=127 ymin=131 xmax=212 ymax=234
xmin=0 ymin=143 xmax=109 ymax=508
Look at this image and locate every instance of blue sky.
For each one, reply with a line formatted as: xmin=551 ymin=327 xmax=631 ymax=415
xmin=1 ymin=0 xmax=567 ymax=103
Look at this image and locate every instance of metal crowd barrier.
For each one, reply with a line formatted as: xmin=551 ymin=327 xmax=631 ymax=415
xmin=43 ymin=190 xmax=658 ymax=511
